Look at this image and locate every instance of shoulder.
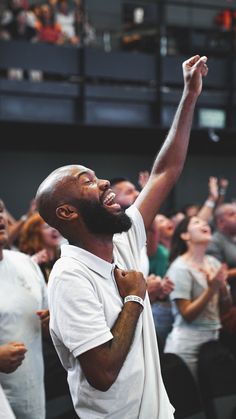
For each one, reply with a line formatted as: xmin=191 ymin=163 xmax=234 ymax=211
xmin=167 ymin=256 xmax=192 ymax=279
xmin=211 ymin=231 xmax=225 ymax=243
xmin=168 ymin=256 xmax=186 ymax=270
xmin=126 ymin=204 xmax=144 ymax=226
xmin=3 ymin=249 xmax=45 ymax=284
xmin=3 ymin=249 xmax=32 ymax=263
xmin=48 ymin=257 xmax=91 ymax=290
xmin=206 ymin=254 xmax=221 ymax=268
xmin=114 ymin=204 xmax=146 ymax=254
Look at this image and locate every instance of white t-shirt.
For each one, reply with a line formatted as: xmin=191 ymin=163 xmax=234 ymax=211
xmin=167 ymin=255 xmax=222 ymax=330
xmin=56 ymin=12 xmax=75 ymax=38
xmin=0 ymin=384 xmax=15 ymax=419
xmin=0 ymin=250 xmax=48 ymax=419
xmin=48 ymin=205 xmax=174 ymax=419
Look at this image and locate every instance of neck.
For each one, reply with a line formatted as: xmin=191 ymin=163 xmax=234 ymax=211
xmin=69 ymin=233 xmax=114 ymax=263
xmin=184 ymin=244 xmax=206 ymax=264
xmin=0 ymin=248 xmax=3 ymax=261
xmin=160 ymin=236 xmax=171 ymax=250
xmin=45 ymin=247 xmax=57 ymax=260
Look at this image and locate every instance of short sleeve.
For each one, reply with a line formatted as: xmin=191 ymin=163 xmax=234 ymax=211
xmin=167 ymin=262 xmax=193 ymax=301
xmin=125 ymin=205 xmax=147 ymax=252
xmin=51 ymin=271 xmax=113 ymax=357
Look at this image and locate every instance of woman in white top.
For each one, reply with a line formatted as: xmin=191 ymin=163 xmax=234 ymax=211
xmin=164 ymin=216 xmax=232 ymax=379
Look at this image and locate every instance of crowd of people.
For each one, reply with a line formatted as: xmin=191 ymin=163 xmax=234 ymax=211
xmin=1 ymin=54 xmax=236 ymax=419
xmin=0 ymin=0 xmax=96 ymax=46
xmin=0 ymin=0 xmax=96 ymax=80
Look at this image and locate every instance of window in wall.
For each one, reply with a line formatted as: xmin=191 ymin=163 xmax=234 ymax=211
xmin=198 ymin=108 xmax=226 ymax=129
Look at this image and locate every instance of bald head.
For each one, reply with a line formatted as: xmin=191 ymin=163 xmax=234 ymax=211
xmin=215 ymin=204 xmax=235 ymax=222
xmin=36 ymin=164 xmax=132 ymax=241
xmin=36 ymin=164 xmax=88 ymax=229
xmin=214 ymin=203 xmax=236 ymax=236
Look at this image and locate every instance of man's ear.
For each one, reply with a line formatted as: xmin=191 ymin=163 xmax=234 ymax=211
xmin=56 ymin=204 xmax=78 ymax=221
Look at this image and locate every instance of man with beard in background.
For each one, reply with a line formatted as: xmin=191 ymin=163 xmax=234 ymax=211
xmin=35 ymin=54 xmax=208 ymax=419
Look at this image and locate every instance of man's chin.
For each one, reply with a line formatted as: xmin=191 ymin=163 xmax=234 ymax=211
xmin=88 ymin=213 xmax=132 ymax=235
xmin=77 ymin=198 xmax=132 ymax=235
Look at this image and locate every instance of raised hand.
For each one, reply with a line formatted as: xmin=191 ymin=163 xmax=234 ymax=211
xmin=208 ymin=176 xmax=219 ymax=202
xmin=183 ymin=54 xmax=208 ymax=97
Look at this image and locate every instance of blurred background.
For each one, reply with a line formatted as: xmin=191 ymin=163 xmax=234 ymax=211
xmin=0 ymin=0 xmax=236 ymax=217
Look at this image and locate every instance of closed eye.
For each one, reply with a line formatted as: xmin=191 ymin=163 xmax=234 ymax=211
xmin=79 ymin=174 xmax=97 ymax=185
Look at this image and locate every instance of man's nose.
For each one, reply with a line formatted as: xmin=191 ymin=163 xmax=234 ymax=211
xmin=99 ymin=179 xmax=110 ymax=190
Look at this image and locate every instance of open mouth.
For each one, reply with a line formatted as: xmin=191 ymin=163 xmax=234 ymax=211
xmin=51 ymin=231 xmax=60 ymax=239
xmin=0 ymin=223 xmax=6 ymax=233
xmin=103 ymin=191 xmax=121 ymax=211
xmin=201 ymin=226 xmax=210 ymax=234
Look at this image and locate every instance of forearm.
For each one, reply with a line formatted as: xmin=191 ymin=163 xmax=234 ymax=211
xmin=79 ymin=301 xmax=143 ymax=391
xmin=179 ymin=287 xmax=217 ymax=322
xmin=227 ymin=268 xmax=236 ymax=279
xmin=146 ymin=225 xmax=159 ymax=257
xmin=109 ymin=301 xmax=142 ymax=364
xmin=198 ymin=176 xmax=218 ymax=221
xmin=151 ymin=90 xmax=198 ymax=178
xmin=197 ymin=199 xmax=216 ymax=222
xmin=137 ymin=91 xmax=199 ymax=229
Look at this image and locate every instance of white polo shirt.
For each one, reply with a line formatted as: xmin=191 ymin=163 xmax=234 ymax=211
xmin=48 ymin=205 xmax=174 ymax=419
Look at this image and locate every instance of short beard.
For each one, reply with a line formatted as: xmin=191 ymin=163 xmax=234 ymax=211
xmin=77 ymin=199 xmax=132 ymax=235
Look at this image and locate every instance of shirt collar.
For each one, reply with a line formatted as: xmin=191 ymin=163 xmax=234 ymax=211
xmin=60 ymin=243 xmax=117 ymax=278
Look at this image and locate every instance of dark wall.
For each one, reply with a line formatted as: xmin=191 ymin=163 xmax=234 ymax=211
xmin=0 ymin=149 xmax=154 ymax=218
xmin=1 ymin=122 xmax=236 ymax=219
xmin=176 ymin=156 xmax=236 ymax=210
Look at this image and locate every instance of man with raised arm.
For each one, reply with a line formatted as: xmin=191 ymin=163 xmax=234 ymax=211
xmin=35 ymin=54 xmax=208 ymax=419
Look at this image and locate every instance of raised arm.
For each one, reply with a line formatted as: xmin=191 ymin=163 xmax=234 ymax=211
xmin=197 ymin=176 xmax=219 ymax=222
xmin=135 ymin=54 xmax=208 ymax=230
